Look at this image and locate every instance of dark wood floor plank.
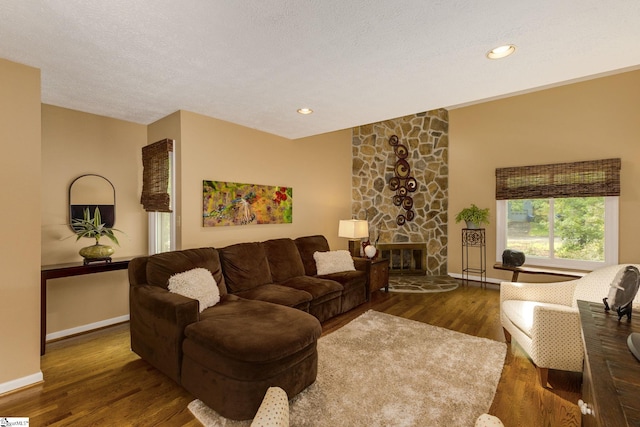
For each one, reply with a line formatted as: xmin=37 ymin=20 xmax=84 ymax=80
xmin=0 ymin=283 xmax=581 ymax=426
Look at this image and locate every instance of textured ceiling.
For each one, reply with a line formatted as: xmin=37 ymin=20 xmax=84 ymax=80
xmin=1 ymin=1 xmax=639 ymax=139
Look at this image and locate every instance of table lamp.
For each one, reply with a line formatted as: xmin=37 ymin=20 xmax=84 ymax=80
xmin=338 ymin=219 xmax=369 ymax=257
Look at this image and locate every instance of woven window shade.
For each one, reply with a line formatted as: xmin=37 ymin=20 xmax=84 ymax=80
xmin=496 ymin=158 xmax=621 ymax=200
xmin=140 ymin=139 xmax=174 ymax=212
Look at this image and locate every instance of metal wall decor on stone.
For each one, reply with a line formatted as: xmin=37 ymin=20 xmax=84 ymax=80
xmin=351 ymin=109 xmax=449 ymax=276
xmin=388 ymin=134 xmax=418 ymax=225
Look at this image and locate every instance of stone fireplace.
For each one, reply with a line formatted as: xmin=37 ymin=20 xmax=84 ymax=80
xmin=352 ymin=110 xmax=448 ymax=276
xmin=377 ymin=242 xmax=427 ymax=275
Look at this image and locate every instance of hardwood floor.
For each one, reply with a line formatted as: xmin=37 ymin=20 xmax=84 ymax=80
xmin=0 ymin=283 xmax=581 ymax=426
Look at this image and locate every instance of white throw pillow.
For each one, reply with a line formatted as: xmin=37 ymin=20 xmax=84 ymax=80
xmin=314 ymin=250 xmax=356 ymax=275
xmin=168 ymin=268 xmax=220 ymax=312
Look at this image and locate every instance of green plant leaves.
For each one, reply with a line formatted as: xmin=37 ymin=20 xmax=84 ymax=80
xmin=70 ymin=207 xmax=122 ymax=245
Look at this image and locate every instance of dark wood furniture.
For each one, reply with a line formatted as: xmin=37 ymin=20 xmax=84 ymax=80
xmin=356 ymin=257 xmax=389 ymax=299
xmin=578 ymin=300 xmax=640 ymax=427
xmin=493 ymin=263 xmax=588 ymax=282
xmin=41 ymin=257 xmax=133 ymax=355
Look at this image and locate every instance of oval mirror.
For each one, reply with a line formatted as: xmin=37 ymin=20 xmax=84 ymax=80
xmin=69 ymin=174 xmax=116 ymax=231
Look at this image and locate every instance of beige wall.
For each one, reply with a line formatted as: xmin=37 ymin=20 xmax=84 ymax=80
xmin=449 ymin=69 xmax=640 ymax=281
xmin=0 ymin=59 xmax=42 ymax=389
xmin=41 ymin=105 xmax=148 ymax=335
xmin=177 ymin=111 xmax=353 ymax=250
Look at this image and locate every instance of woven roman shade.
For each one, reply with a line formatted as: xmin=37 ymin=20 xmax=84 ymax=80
xmin=496 ymin=158 xmax=621 ymax=200
xmin=140 ymin=139 xmax=174 ymax=212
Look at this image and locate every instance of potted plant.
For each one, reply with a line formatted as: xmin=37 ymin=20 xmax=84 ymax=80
xmin=71 ymin=207 xmax=123 ymax=264
xmin=455 ymin=204 xmax=490 ymax=229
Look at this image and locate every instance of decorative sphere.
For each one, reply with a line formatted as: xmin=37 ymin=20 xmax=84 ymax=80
xmin=364 ymin=245 xmax=377 ymax=258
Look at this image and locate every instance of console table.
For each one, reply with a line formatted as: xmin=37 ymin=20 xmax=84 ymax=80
xmin=579 ymin=300 xmax=640 ymax=426
xmin=41 ymin=257 xmax=134 ymax=355
xmin=493 ymin=263 xmax=587 ymax=282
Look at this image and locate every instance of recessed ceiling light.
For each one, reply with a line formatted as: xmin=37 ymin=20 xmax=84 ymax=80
xmin=297 ymin=108 xmax=313 ymax=115
xmin=486 ymin=44 xmax=516 ymax=59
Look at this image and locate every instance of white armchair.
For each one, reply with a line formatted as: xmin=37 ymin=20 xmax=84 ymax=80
xmin=500 ymin=264 xmax=640 ymax=387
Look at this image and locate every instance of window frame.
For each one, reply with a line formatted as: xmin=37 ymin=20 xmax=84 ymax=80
xmin=495 ymin=196 xmax=618 ymax=270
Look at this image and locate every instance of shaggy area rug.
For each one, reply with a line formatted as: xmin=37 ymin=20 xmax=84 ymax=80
xmin=189 ymin=310 xmax=506 ymax=427
xmin=387 ymin=275 xmax=460 ymax=293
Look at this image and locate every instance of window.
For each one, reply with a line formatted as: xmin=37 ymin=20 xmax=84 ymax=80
xmin=141 ymin=139 xmax=176 ymax=254
xmin=496 ymin=197 xmax=618 ymax=270
xmin=495 ymin=158 xmax=620 ymax=270
xmin=149 ymin=210 xmax=175 ymax=254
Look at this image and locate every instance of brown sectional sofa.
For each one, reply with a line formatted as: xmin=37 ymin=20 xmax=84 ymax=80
xmin=128 ymin=235 xmax=368 ymax=420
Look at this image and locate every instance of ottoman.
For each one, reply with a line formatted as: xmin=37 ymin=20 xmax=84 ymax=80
xmin=181 ymin=296 xmax=322 ymax=420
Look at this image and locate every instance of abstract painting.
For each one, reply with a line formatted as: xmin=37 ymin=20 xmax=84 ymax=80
xmin=203 ymin=180 xmax=293 ymax=226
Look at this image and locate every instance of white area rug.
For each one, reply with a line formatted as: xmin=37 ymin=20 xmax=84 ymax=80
xmin=387 ymin=275 xmax=460 ymax=293
xmin=189 ymin=310 xmax=506 ymax=427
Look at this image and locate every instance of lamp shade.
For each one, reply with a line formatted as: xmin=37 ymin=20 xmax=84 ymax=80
xmin=338 ymin=219 xmax=369 ymax=239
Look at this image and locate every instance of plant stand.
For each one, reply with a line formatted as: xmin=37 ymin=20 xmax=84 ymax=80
xmin=462 ymin=228 xmax=486 ymax=288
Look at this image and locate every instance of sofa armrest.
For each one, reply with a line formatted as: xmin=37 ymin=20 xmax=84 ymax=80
xmin=500 ymin=280 xmax=577 ymax=306
xmin=132 ymin=284 xmax=199 ymax=324
xmin=129 ymin=284 xmax=199 ymax=383
xmin=352 ymin=257 xmax=369 ymax=272
xmin=530 ymin=304 xmax=583 ymax=372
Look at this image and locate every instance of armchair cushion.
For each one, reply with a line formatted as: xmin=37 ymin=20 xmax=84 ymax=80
xmin=499 ymin=280 xmax=577 ymax=306
xmin=572 ymin=264 xmax=640 ymax=307
xmin=501 ymin=300 xmax=568 ymax=337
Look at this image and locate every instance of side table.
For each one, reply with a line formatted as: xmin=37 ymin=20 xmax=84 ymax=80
xmin=355 ymin=257 xmax=390 ymax=300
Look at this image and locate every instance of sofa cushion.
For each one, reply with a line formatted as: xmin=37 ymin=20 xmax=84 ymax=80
xmin=314 ymin=250 xmax=355 ymax=275
xmin=168 ymin=268 xmax=220 ymax=313
xmin=279 ymin=275 xmax=343 ymax=304
xmin=262 ymin=238 xmax=306 ymax=282
xmin=185 ymin=297 xmax=321 ymax=364
xmin=318 ymin=269 xmax=367 ymax=293
xmin=502 ymin=300 xmax=570 ymax=337
xmin=295 ymin=235 xmax=331 ymax=276
xmin=219 ymin=242 xmax=273 ymax=293
xmin=145 ymin=247 xmax=227 ymax=296
xmin=232 ymin=284 xmax=312 ymax=311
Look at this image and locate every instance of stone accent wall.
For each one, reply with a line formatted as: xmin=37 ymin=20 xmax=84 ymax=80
xmin=352 ymin=109 xmax=449 ymax=275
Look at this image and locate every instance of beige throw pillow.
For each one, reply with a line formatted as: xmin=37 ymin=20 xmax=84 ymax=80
xmin=314 ymin=250 xmax=356 ymax=275
xmin=168 ymin=268 xmax=220 ymax=312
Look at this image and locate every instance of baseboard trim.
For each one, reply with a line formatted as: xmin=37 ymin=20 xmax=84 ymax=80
xmin=46 ymin=315 xmax=130 ymax=342
xmin=0 ymin=371 xmax=43 ymax=396
xmin=448 ymin=272 xmax=501 ymax=288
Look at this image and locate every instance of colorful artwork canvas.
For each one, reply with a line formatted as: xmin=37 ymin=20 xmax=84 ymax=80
xmin=203 ymin=180 xmax=293 ymax=226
